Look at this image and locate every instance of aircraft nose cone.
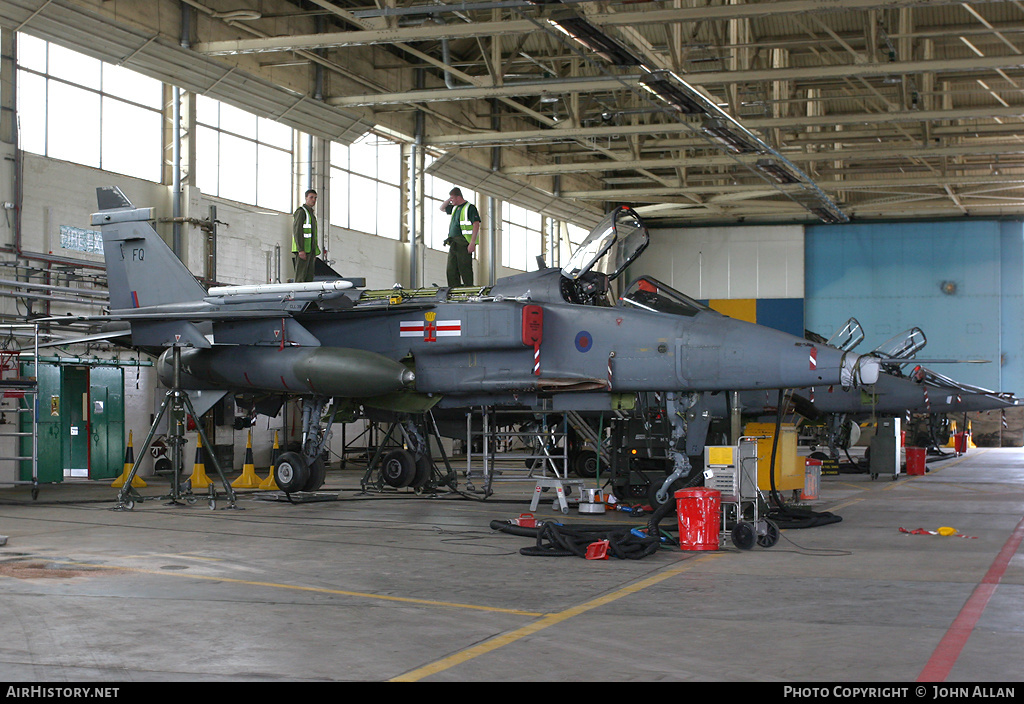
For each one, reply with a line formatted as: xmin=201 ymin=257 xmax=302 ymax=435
xmin=844 ymin=353 xmax=880 ymax=386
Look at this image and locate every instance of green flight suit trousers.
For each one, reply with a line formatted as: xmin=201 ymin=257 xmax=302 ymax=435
xmin=446 ymin=238 xmax=473 ymax=287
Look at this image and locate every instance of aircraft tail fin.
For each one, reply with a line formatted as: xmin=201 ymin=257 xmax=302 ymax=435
xmin=93 ymin=187 xmax=208 ymax=310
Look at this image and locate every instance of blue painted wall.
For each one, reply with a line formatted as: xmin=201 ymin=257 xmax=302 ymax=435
xmin=805 ymin=219 xmax=1024 ymax=395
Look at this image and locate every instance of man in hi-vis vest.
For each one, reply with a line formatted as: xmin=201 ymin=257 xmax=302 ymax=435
xmin=441 ymin=187 xmax=481 ymax=287
xmin=292 ymin=188 xmax=320 ymax=282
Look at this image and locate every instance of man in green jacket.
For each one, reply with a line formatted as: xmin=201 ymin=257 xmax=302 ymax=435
xmin=441 ymin=187 xmax=480 ymax=287
xmin=292 ymin=189 xmax=320 ymax=283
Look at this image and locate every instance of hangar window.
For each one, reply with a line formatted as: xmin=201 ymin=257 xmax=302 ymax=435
xmin=195 ymin=95 xmax=292 ymax=213
xmin=423 ymin=166 xmax=453 ymax=251
xmin=15 ymin=34 xmax=162 ymax=183
xmin=422 ymin=161 xmax=481 ymax=252
xmin=502 ymin=202 xmax=543 ymax=272
xmin=564 ymin=222 xmax=590 ymax=266
xmin=329 ymin=133 xmax=402 ymax=240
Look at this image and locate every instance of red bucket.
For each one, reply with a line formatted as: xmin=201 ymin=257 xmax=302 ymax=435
xmin=675 ymin=488 xmax=721 ymax=551
xmin=954 ymin=432 xmax=967 ymax=454
xmin=906 ymin=447 xmax=926 ymax=476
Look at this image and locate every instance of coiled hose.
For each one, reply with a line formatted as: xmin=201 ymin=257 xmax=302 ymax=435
xmin=490 ymin=518 xmax=669 ymax=559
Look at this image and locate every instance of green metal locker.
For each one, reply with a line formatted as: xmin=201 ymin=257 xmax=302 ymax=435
xmin=89 ymin=366 xmax=125 ymax=480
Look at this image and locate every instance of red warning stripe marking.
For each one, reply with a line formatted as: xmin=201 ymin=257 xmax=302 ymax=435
xmin=917 ymin=514 xmax=1024 ymax=681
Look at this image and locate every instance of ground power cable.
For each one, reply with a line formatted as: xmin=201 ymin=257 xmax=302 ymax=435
xmin=766 ymin=388 xmax=843 ymax=530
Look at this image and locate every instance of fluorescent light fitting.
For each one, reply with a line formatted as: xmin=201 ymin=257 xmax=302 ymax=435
xmin=755 ymin=159 xmax=800 ymax=184
xmin=549 ymin=17 xmax=642 ymax=66
xmin=701 ymin=117 xmax=758 ymax=154
xmin=809 ymin=206 xmax=844 ymax=224
xmin=639 ymin=72 xmax=705 ymax=114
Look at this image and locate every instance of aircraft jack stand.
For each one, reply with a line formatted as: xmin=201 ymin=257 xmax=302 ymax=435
xmin=113 ymin=347 xmax=239 ymax=512
xmin=529 ymin=477 xmax=586 ymax=515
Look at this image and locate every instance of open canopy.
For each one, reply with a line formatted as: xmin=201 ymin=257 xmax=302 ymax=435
xmin=560 ymin=206 xmax=648 ymax=283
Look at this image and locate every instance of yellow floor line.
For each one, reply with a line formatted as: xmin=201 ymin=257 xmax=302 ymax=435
xmin=44 ymin=559 xmax=545 ymax=617
xmin=391 ymin=553 xmax=722 ymax=682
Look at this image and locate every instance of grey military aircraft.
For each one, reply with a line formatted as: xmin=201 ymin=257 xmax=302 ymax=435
xmin=788 ymin=321 xmax=1016 ymax=457
xmin=92 ymin=186 xmax=882 ymax=496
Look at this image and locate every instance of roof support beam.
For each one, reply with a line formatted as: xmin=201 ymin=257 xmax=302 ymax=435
xmin=427 ymin=105 xmax=1024 ymax=146
xmin=193 ymin=0 xmax=1006 ymax=54
xmin=329 ymin=54 xmax=1024 ymax=107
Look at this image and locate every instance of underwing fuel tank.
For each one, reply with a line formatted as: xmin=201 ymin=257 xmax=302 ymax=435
xmin=159 ymin=346 xmax=415 ymax=397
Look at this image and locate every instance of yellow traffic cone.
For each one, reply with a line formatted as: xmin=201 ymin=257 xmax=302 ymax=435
xmin=112 ymin=430 xmax=147 ymax=488
xmin=967 ymin=420 xmax=976 ymax=449
xmin=259 ymin=430 xmax=281 ymax=491
xmin=188 ymin=434 xmax=213 ymax=489
xmin=232 ymin=430 xmax=263 ymax=488
xmin=944 ymin=420 xmax=958 ymax=448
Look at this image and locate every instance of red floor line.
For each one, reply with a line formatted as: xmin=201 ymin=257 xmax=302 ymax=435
xmin=917 ymin=515 xmax=1024 ymax=682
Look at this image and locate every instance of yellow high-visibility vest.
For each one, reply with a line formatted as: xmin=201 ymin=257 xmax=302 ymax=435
xmin=293 ymin=206 xmax=316 ymax=252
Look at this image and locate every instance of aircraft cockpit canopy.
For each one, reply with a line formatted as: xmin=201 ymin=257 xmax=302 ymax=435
xmin=873 ymin=327 xmax=927 ymax=360
xmin=620 ymin=276 xmax=708 ymax=317
xmin=560 ymin=206 xmax=648 ymax=282
xmin=826 ymin=317 xmax=865 ymax=352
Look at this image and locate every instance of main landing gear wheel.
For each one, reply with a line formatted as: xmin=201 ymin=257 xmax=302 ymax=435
xmin=731 ymin=522 xmax=756 ymax=550
xmin=756 ymin=519 xmax=780 ymax=548
xmin=572 ymin=450 xmax=599 ymax=478
xmin=382 ymin=449 xmax=416 ymax=488
xmin=303 ymin=456 xmax=326 ymax=492
xmin=275 ymin=451 xmax=310 ymax=493
xmin=410 ymin=454 xmax=432 ymax=489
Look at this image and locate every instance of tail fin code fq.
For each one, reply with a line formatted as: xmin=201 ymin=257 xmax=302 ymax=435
xmin=92 ymin=186 xmax=207 ymax=310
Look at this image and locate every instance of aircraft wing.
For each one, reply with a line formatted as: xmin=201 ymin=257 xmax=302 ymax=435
xmin=37 ymin=329 xmax=132 ymax=349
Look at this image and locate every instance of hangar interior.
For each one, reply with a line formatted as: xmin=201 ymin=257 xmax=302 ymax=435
xmin=0 ymin=0 xmax=1022 ymax=684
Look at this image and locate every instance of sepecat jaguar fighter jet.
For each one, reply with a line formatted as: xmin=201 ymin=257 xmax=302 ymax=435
xmin=92 ymin=186 xmax=880 ymax=494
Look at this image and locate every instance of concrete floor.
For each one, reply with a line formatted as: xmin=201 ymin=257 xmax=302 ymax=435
xmin=0 ymin=448 xmax=1021 ymax=683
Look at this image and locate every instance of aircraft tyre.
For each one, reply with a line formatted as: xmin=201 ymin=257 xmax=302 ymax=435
xmin=572 ymin=450 xmax=598 ymax=478
xmin=275 ymin=451 xmax=310 ymax=493
xmin=410 ymin=454 xmax=432 ymax=488
xmin=731 ymin=521 xmax=756 ymax=550
xmin=303 ymin=456 xmax=326 ymax=492
xmin=382 ymin=449 xmax=416 ymax=488
xmin=646 ymin=478 xmax=683 ymax=510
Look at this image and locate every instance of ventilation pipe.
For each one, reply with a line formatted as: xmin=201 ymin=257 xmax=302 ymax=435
xmin=172 ymin=2 xmax=191 ymax=259
xmin=489 ymin=100 xmax=500 ymax=285
xmin=410 ymin=70 xmax=425 ymax=289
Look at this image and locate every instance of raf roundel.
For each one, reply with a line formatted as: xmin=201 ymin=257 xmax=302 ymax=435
xmin=575 ymin=330 xmax=593 ymax=353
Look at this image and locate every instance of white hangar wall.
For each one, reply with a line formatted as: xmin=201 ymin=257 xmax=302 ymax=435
xmin=642 ymin=224 xmax=805 ymax=300
xmin=640 ymin=224 xmax=806 ymax=339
